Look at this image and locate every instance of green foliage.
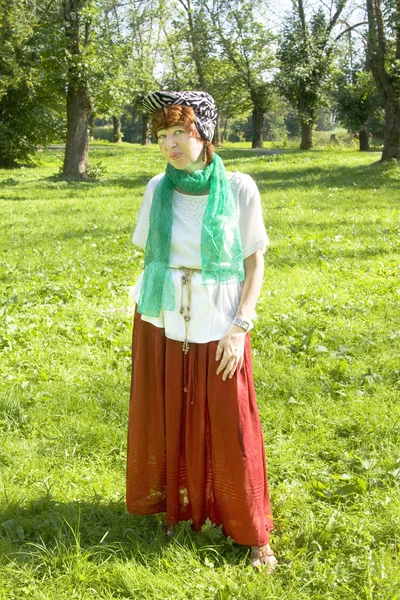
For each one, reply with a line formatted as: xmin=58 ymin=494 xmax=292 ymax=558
xmin=0 ymin=0 xmax=158 ymax=167
xmin=0 ymin=145 xmax=400 ymax=597
xmin=0 ymin=84 xmax=64 ymax=167
xmin=120 ymin=106 xmax=144 ymax=144
xmin=277 ymin=7 xmax=335 ymax=125
xmin=206 ymin=0 xmax=275 ymax=114
xmin=86 ymin=160 xmax=108 ymax=179
xmin=93 ymin=126 xmax=114 ymax=142
xmin=226 ymin=111 xmax=288 ymax=143
xmin=334 ymin=69 xmax=383 ymax=134
xmin=0 ymin=0 xmax=65 ymax=166
xmin=160 ymin=0 xmax=275 ymax=126
xmin=0 ymin=0 xmax=35 ymax=94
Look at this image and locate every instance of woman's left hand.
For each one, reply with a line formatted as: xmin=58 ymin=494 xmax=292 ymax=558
xmin=216 ymin=325 xmax=246 ymax=381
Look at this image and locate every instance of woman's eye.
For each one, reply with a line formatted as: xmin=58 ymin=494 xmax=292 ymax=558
xmin=158 ymin=134 xmax=166 ymax=140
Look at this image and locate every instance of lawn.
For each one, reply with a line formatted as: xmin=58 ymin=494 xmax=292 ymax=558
xmin=0 ymin=144 xmax=399 ymax=599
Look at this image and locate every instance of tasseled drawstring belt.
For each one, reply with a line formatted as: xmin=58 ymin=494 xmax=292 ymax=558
xmin=171 ymin=267 xmax=202 ymax=355
xmin=171 ymin=267 xmax=202 ymax=399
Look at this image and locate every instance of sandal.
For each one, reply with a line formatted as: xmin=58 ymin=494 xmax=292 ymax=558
xmin=251 ymin=544 xmax=278 ymax=574
xmin=163 ymin=524 xmax=176 ymax=537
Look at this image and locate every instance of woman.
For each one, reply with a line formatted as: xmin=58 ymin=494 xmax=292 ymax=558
xmin=126 ymin=91 xmax=277 ymax=572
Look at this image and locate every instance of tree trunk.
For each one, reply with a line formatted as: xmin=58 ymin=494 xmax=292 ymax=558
xmin=381 ymin=98 xmax=400 ymax=160
xmin=141 ymin=115 xmax=151 ymax=145
xmin=366 ymin=0 xmax=400 ymax=161
xmin=113 ymin=116 xmax=122 ymax=143
xmin=179 ymin=0 xmax=206 ymax=89
xmin=251 ymin=105 xmax=264 ymax=149
xmin=222 ymin=118 xmax=228 ymax=143
xmin=300 ymin=120 xmax=313 ymax=150
xmin=88 ymin=112 xmax=94 ymax=140
xmin=213 ymin=114 xmax=222 ymax=147
xmin=63 ymin=84 xmax=92 ymax=179
xmin=359 ymin=127 xmax=370 ymax=151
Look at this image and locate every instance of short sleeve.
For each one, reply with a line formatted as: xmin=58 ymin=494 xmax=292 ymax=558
xmin=132 ymin=174 xmax=163 ymax=249
xmin=233 ymin=173 xmax=269 ymax=259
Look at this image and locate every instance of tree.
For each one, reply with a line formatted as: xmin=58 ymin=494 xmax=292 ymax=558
xmin=126 ymin=0 xmax=169 ymax=146
xmin=202 ymin=0 xmax=275 ymax=148
xmin=277 ymin=0 xmax=349 ymax=150
xmin=170 ymin=0 xmax=226 ymax=144
xmin=57 ymin=0 xmax=152 ymax=176
xmin=61 ymin=0 xmax=95 ymax=178
xmin=175 ymin=0 xmax=207 ymax=88
xmin=366 ymin=0 xmax=400 ymax=160
xmin=335 ymin=68 xmax=382 ymax=151
xmin=159 ymin=0 xmax=274 ymax=148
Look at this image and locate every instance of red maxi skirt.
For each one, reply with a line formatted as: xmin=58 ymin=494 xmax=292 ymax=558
xmin=126 ymin=312 xmax=274 ymax=547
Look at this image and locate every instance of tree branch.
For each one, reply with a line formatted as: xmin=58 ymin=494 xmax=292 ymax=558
xmin=297 ymin=0 xmax=307 ymax=35
xmin=326 ymin=0 xmax=347 ymax=37
xmin=84 ymin=18 xmax=91 ymax=47
xmin=334 ymin=21 xmax=368 ymax=43
xmin=162 ymin=25 xmax=181 ymax=87
xmin=374 ymin=0 xmax=386 ymax=55
xmin=230 ymin=8 xmax=252 ymax=85
xmin=366 ymin=0 xmax=390 ymax=103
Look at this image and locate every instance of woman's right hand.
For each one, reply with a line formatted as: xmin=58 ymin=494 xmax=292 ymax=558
xmin=215 ymin=325 xmax=246 ymax=381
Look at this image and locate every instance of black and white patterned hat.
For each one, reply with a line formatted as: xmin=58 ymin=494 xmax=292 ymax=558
xmin=143 ymin=91 xmax=218 ymax=141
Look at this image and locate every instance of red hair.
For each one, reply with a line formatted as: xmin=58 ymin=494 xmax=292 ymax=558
xmin=151 ymin=105 xmax=214 ymax=164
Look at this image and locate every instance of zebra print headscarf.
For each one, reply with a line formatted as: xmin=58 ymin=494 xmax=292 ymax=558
xmin=143 ymin=91 xmax=218 ymax=141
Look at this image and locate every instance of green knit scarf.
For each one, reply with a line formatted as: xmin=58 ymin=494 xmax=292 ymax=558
xmin=137 ymin=153 xmax=244 ymax=317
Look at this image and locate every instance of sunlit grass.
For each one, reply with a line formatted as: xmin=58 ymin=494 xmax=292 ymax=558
xmin=0 ymin=144 xmax=399 ymax=598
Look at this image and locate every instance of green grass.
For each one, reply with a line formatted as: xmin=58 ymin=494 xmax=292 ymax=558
xmin=0 ymin=144 xmax=399 ymax=599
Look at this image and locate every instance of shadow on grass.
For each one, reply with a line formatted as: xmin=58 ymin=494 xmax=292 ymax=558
xmin=1 ymin=150 xmax=396 ymax=198
xmin=216 ymin=148 xmax=289 ymax=160
xmin=252 ymin=161 xmax=398 ymax=193
xmin=42 ymin=173 xmax=154 ymax=191
xmin=42 ymin=158 xmax=396 ymax=195
xmin=0 ymin=175 xmax=152 ymax=202
xmin=0 ymin=178 xmax=21 ymax=187
xmin=0 ymin=496 xmax=245 ymax=568
xmin=102 ymin=174 xmax=154 ymax=189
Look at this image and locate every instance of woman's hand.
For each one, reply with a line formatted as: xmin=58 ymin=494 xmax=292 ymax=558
xmin=216 ymin=325 xmax=246 ymax=381
xmin=215 ymin=250 xmax=264 ymax=382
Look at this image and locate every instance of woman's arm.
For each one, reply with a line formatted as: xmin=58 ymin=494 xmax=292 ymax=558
xmin=216 ymin=249 xmax=264 ymax=381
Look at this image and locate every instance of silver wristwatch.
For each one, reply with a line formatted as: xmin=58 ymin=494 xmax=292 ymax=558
xmin=232 ymin=317 xmax=253 ymax=332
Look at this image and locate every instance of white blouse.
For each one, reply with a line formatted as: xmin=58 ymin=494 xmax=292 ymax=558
xmin=131 ymin=171 xmax=269 ymax=343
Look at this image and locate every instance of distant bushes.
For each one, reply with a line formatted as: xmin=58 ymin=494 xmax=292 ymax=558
xmin=92 ymin=126 xmax=114 ymax=142
xmin=91 ymin=121 xmax=383 ymax=151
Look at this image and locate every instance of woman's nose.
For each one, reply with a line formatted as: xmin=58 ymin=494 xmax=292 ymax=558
xmin=165 ymin=135 xmax=177 ymax=148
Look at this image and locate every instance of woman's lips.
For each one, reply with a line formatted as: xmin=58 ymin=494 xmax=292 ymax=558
xmin=169 ymin=152 xmax=183 ymax=159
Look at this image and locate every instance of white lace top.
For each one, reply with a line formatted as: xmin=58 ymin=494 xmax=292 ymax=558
xmin=131 ymin=171 xmax=269 ymax=343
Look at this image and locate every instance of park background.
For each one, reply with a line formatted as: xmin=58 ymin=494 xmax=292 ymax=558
xmin=1 ymin=0 xmax=400 ymax=598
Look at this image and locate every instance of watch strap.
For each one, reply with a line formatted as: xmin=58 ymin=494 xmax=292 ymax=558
xmin=232 ymin=317 xmax=253 ymax=331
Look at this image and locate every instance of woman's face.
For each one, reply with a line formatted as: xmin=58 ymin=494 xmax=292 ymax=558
xmin=157 ymin=124 xmax=205 ymax=173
